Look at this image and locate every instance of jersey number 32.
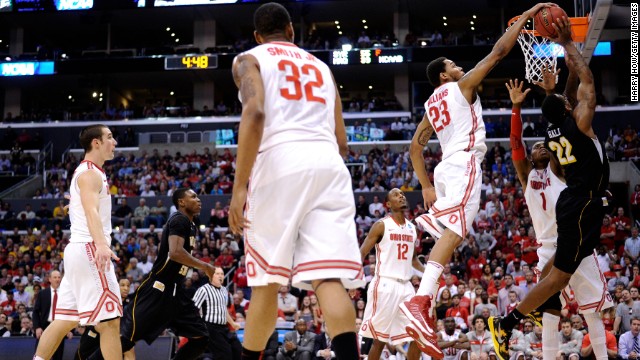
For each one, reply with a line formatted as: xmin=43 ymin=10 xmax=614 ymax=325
xmin=278 ymin=60 xmax=326 ymax=104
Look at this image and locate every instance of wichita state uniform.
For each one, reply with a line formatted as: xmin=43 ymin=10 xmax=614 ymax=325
xmin=544 ymin=115 xmax=610 ymax=274
xmin=120 ymin=211 xmax=208 ymax=348
xmin=360 ymin=216 xmax=417 ymax=345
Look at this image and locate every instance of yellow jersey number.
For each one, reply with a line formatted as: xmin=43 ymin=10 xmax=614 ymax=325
xmin=548 ymin=136 xmax=577 ymax=165
xmin=178 ymin=265 xmax=189 ymax=276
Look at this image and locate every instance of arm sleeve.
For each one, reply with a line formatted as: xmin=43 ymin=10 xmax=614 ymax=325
xmin=510 ymin=107 xmax=526 ymax=161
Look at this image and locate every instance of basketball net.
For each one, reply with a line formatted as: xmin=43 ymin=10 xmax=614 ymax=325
xmin=508 ymin=16 xmax=559 ymax=84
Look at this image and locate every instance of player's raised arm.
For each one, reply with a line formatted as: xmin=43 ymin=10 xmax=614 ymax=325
xmin=229 ymin=54 xmax=265 ymax=235
xmin=409 ymin=115 xmax=436 ymax=209
xmin=360 ymin=220 xmax=385 ymax=261
xmin=506 ymin=78 xmax=533 ymax=189
xmin=550 ymin=17 xmax=596 ymax=136
xmin=458 ymin=3 xmax=557 ymax=101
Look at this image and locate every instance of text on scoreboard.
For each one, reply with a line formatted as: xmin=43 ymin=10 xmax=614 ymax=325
xmin=331 ymin=48 xmax=408 ymax=66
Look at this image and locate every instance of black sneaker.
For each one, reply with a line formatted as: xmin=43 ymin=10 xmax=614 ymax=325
xmin=488 ymin=316 xmax=511 ymax=360
xmin=526 ymin=309 xmax=543 ymax=327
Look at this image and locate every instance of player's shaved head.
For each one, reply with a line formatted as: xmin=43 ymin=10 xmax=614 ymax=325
xmin=254 ymin=2 xmax=291 ymax=36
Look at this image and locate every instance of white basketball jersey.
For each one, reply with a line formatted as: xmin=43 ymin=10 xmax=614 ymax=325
xmin=374 ymin=216 xmax=417 ymax=281
xmin=424 ymin=82 xmax=487 ymax=162
xmin=524 ymin=164 xmax=566 ymax=244
xmin=239 ymin=42 xmax=337 ymax=152
xmin=441 ymin=330 xmax=463 ymax=358
xmin=69 ymin=160 xmax=112 ymax=243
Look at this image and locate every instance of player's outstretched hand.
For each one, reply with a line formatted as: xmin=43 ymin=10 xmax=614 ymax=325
xmin=229 ymin=187 xmax=251 ymax=235
xmin=94 ymin=243 xmax=119 ymax=272
xmin=505 ymin=79 xmax=531 ymax=105
xmin=523 ymin=3 xmax=558 ymax=19
xmin=422 ymin=187 xmax=437 ymax=210
xmin=548 ymin=17 xmax=572 ymax=45
xmin=532 ymin=65 xmax=560 ymax=93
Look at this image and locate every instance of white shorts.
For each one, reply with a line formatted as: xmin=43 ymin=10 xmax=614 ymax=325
xmin=536 ymin=243 xmax=614 ymax=314
xmin=423 ymin=152 xmax=481 ymax=238
xmin=244 ymin=142 xmax=365 ymax=291
xmin=359 ymin=276 xmax=414 ymax=345
xmin=55 ymin=242 xmax=122 ymax=325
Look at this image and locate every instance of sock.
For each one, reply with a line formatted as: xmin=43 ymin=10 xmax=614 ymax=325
xmin=500 ymin=308 xmax=525 ymax=331
xmin=331 ymin=332 xmax=360 ymax=360
xmin=173 ymin=337 xmax=208 ymax=360
xmin=417 ymin=261 xmax=443 ymax=296
xmin=542 ymin=312 xmax=560 ymax=360
xmin=241 ymin=347 xmax=263 ymax=360
xmin=584 ymin=312 xmax=608 ymax=360
xmin=33 ymin=357 xmax=45 ymax=360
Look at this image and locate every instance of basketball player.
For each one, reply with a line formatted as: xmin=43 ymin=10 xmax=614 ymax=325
xmin=438 ymin=318 xmax=470 ymax=360
xmin=359 ymin=188 xmax=424 ymax=360
xmin=114 ymin=188 xmax=214 ymax=360
xmin=489 ymin=17 xmax=610 ymax=360
xmin=401 ymin=3 xmax=557 ymax=358
xmin=228 ymin=3 xmax=364 ymax=360
xmin=34 ymin=125 xmax=122 ymax=360
xmin=500 ymin=76 xmax=613 ymax=360
xmin=75 ymin=278 xmax=133 ymax=360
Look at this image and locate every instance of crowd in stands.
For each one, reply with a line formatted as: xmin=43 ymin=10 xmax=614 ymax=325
xmin=3 ymin=126 xmax=640 ymax=357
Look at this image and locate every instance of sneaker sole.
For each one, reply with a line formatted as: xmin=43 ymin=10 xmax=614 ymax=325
xmin=487 ymin=317 xmax=507 ymax=360
xmin=399 ymin=302 xmax=431 ymax=334
xmin=405 ymin=325 xmax=444 ymax=359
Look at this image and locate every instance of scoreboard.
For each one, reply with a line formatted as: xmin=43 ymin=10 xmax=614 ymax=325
xmin=331 ymin=48 xmax=408 ymax=66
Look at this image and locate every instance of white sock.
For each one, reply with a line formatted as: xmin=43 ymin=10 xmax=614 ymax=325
xmin=33 ymin=357 xmax=45 ymax=360
xmin=584 ymin=312 xmax=608 ymax=360
xmin=417 ymin=261 xmax=443 ymax=296
xmin=542 ymin=312 xmax=560 ymax=360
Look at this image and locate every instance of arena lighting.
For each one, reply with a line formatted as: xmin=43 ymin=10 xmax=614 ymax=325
xmin=473 ymin=15 xmax=477 ymax=19
xmin=444 ymin=23 xmax=448 ymax=26
xmin=334 ymin=20 xmax=339 ymax=24
xmin=170 ymin=91 xmax=175 ymax=95
xmin=336 ymin=25 xmax=340 ymax=29
xmin=171 ymin=33 xmax=175 ymax=37
xmin=471 ymin=27 xmax=475 ymax=30
xmin=199 ymin=225 xmax=206 ymax=231
xmin=364 ymin=25 xmax=368 ymax=29
xmin=470 ymin=21 xmax=474 ymax=24
xmin=92 ymin=92 xmax=97 ymax=98
xmin=368 ymin=85 xmax=373 ymax=89
xmin=342 ymin=44 xmax=352 ymax=51
xmin=166 ymin=27 xmax=171 ymax=31
xmin=442 ymin=16 xmax=447 ymax=20
xmin=338 ymin=31 xmax=343 ymax=35
xmin=362 ymin=19 xmax=366 ymax=23
xmin=68 ymin=95 xmax=72 ymax=99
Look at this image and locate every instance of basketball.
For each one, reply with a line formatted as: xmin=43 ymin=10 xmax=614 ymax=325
xmin=534 ymin=6 xmax=568 ymax=37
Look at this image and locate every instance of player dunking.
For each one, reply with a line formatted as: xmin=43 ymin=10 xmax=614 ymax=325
xmin=489 ymin=17 xmax=610 ymax=360
xmin=228 ymin=3 xmax=364 ymax=360
xmin=401 ymin=3 xmax=556 ymax=358
xmin=505 ymin=76 xmax=613 ymax=360
xmin=34 ymin=124 xmax=122 ymax=360
xmin=359 ymin=188 xmax=424 ymax=360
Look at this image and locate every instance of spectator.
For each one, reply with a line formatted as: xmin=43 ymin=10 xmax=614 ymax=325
xmin=277 ymin=285 xmax=298 ymax=322
xmin=618 ymin=316 xmax=640 ymax=360
xmin=368 ymin=196 xmax=385 ymax=217
xmin=580 ymin=328 xmax=617 ymax=360
xmin=600 ymin=216 xmax=616 ymax=251
xmin=525 ymin=323 xmax=543 ymax=360
xmin=607 ymin=264 xmax=630 ymax=292
xmin=313 ymin=324 xmax=335 ymax=360
xmin=146 ymin=199 xmax=167 ymax=227
xmin=0 ymin=314 xmax=10 ymax=337
xmin=558 ymin=317 xmax=583 ymax=360
xmin=596 ymin=245 xmax=616 ymax=275
xmin=263 ymin=330 xmax=280 ymax=360
xmin=614 ymin=289 xmax=640 ymax=335
xmin=445 ymin=294 xmax=469 ymax=331
xmin=625 ymin=227 xmax=640 ymax=263
xmin=0 ymin=292 xmax=16 ymax=316
xmin=126 ymin=257 xmax=144 ymax=283
xmin=631 ymin=185 xmax=640 ymax=222
xmin=508 ymin=328 xmax=527 ymax=360
xmin=613 ymin=207 xmax=633 ymax=249
xmin=498 ymin=274 xmax=524 ymax=315
xmin=112 ymin=198 xmax=133 ymax=229
xmin=467 ymin=315 xmax=495 ymax=360
xmin=132 ymin=198 xmax=150 ymax=227
xmin=16 ymin=204 xmax=36 ymax=230
xmin=279 ymin=319 xmax=315 ymax=360
xmin=13 ymin=283 xmax=31 ymax=307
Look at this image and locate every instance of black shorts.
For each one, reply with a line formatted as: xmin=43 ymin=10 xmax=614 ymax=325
xmin=553 ymin=191 xmax=605 ymax=274
xmin=121 ymin=277 xmax=208 ymax=345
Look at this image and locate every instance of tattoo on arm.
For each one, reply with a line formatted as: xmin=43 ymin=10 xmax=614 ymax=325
xmin=417 ymin=120 xmax=434 ymax=146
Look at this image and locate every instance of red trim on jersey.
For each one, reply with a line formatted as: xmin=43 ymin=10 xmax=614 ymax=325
xmin=88 ymin=290 xmax=122 ymax=323
xmin=464 ymin=106 xmax=479 ymax=152
xmin=578 ymin=253 xmax=608 ymax=312
xmin=270 ymin=41 xmax=298 ymax=48
xmin=390 ymin=334 xmax=411 ymax=341
xmin=420 ymin=214 xmax=443 ymax=238
xmin=80 ymin=160 xmax=105 ymax=174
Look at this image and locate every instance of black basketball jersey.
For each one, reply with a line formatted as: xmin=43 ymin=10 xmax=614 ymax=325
xmin=150 ymin=211 xmax=197 ymax=284
xmin=544 ymin=116 xmax=609 ymax=195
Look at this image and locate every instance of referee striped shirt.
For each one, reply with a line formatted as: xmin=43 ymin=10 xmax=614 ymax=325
xmin=193 ymin=283 xmax=230 ymax=325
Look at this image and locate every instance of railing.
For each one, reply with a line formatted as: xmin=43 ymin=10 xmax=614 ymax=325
xmin=225 ymin=265 xmax=237 ymax=291
xmin=36 ymin=142 xmax=53 ymax=175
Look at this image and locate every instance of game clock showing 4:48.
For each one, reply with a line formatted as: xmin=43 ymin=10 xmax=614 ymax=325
xmin=164 ymin=55 xmax=218 ymax=70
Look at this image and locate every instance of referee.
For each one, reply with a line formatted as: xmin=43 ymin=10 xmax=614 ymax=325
xmin=193 ymin=266 xmax=242 ymax=360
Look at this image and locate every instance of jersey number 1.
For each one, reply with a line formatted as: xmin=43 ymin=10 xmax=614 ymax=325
xmin=278 ymin=60 xmax=326 ymax=104
xmin=540 ymin=192 xmax=547 ymax=211
xmin=397 ymin=243 xmax=408 ymax=260
xmin=428 ymin=100 xmax=451 ymax=133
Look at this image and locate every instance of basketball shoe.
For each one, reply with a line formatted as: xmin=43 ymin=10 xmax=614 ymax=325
xmin=488 ymin=316 xmax=511 ymax=360
xmin=400 ymin=295 xmax=443 ymax=359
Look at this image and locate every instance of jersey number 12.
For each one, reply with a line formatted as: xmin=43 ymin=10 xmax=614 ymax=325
xmin=397 ymin=243 xmax=409 ymax=260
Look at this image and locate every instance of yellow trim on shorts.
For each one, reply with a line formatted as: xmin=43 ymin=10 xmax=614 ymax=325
xmin=130 ymin=273 xmax=153 ymax=341
xmin=574 ymin=198 xmax=592 ymax=262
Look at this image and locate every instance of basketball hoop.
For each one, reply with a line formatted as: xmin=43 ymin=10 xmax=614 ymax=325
xmin=507 ymin=15 xmax=589 ymax=84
